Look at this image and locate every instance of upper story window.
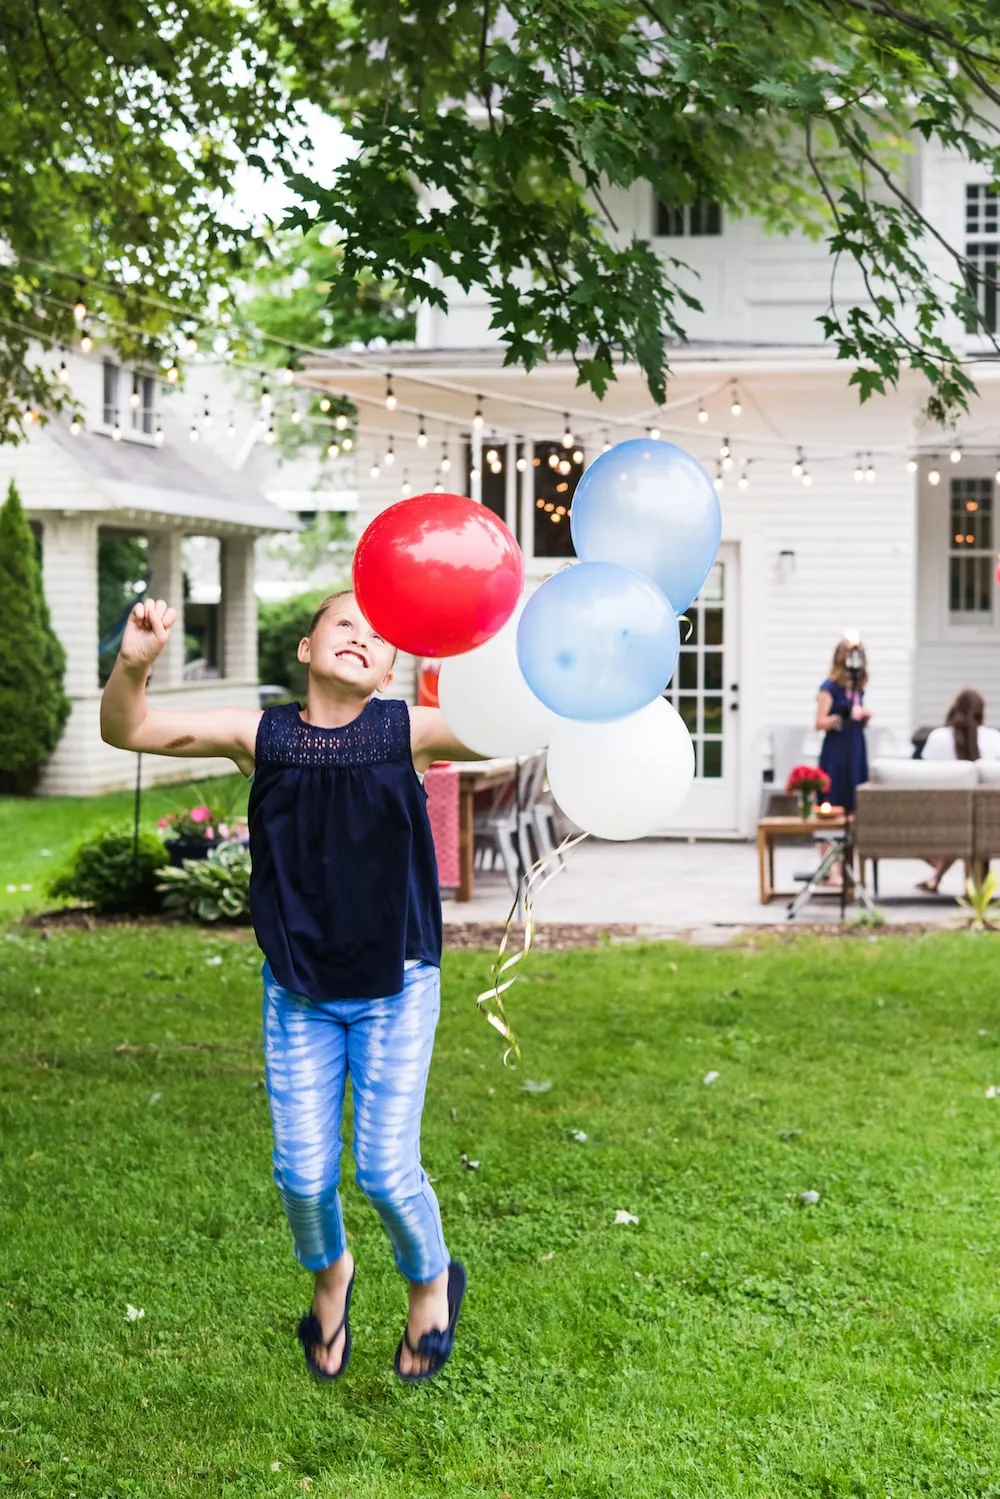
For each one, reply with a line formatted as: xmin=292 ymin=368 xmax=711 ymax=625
xmin=964 ymin=184 xmax=998 ymax=334
xmin=949 ymin=476 xmax=993 ymax=617
xmin=654 ymin=195 xmax=722 ymax=238
xmin=102 ymin=361 xmax=157 ymax=437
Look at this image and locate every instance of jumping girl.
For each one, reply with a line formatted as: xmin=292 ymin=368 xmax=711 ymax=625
xmin=100 ymin=590 xmax=480 ymax=1384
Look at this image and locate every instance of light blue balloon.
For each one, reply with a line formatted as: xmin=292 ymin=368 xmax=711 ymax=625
xmin=516 ymin=562 xmax=680 ymax=722
xmin=570 ymin=439 xmax=721 ymax=613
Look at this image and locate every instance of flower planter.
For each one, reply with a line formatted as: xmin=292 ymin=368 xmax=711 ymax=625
xmin=165 ymin=836 xmax=213 ymax=868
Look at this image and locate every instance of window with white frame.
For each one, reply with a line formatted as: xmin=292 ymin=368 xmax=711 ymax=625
xmin=949 ymin=477 xmax=994 ymax=616
xmin=102 ymin=361 xmax=157 ymax=436
xmin=654 ymin=195 xmax=722 ymax=237
xmin=964 ymin=184 xmax=998 ymax=334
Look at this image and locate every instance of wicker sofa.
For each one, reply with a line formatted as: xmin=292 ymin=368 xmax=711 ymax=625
xmin=855 ymin=759 xmax=1000 ymax=892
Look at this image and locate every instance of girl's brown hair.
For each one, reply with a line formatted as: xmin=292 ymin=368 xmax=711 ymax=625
xmin=945 ymin=687 xmax=985 ymax=761
xmin=827 ymin=639 xmax=869 ymax=691
xmin=308 ymin=590 xmax=354 ymax=637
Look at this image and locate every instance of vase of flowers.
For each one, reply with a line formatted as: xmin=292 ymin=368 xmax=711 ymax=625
xmin=785 ymin=765 xmax=832 ymax=821
xmin=158 ymin=804 xmax=249 ymax=866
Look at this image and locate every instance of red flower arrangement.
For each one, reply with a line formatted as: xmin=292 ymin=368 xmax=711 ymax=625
xmin=785 ymin=764 xmax=832 ymax=819
xmin=785 ymin=766 xmax=831 ymax=796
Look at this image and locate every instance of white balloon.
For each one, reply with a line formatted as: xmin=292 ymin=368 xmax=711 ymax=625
xmin=438 ymin=601 xmax=560 ymax=757
xmin=546 ymin=697 xmax=695 ymax=840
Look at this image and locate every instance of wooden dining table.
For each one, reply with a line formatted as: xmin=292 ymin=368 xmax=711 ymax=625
xmin=456 ymin=758 xmax=517 ymax=901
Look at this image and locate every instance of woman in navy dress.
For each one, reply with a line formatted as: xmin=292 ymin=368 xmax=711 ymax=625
xmin=816 ymin=638 xmax=872 ymax=813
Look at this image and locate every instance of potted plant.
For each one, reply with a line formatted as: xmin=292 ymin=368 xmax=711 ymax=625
xmin=158 ymin=804 xmax=249 ymax=866
xmin=785 ymin=765 xmax=832 ymax=821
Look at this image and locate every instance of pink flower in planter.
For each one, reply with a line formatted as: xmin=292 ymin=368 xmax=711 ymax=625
xmin=189 ymin=805 xmax=211 ymax=823
xmin=218 ymin=823 xmax=230 ymax=839
xmin=204 ymin=827 xmax=215 ymax=840
xmin=157 ymin=817 xmax=168 ymax=830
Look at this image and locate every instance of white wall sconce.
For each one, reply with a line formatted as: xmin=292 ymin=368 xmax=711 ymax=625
xmin=778 ymin=549 xmax=796 ymax=579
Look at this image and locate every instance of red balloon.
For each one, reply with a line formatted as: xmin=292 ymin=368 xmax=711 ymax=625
xmin=353 ymin=492 xmax=524 ymax=657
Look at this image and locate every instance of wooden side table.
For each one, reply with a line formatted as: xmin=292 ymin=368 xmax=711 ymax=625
xmin=757 ymin=813 xmax=846 ymax=903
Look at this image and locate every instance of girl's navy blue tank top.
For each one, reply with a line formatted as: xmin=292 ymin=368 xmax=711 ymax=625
xmin=248 ymin=698 xmax=442 ymax=1002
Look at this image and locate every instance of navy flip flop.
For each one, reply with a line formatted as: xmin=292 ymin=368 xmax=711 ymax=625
xmin=296 ymin=1270 xmax=355 ymax=1382
xmin=394 ymin=1261 xmax=467 ymax=1385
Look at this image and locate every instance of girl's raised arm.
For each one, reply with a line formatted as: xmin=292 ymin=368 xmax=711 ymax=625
xmin=100 ymin=599 xmax=261 ymax=776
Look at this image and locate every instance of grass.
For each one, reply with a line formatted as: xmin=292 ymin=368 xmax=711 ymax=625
xmin=3 ymin=923 xmax=1000 ymax=1496
xmin=0 ymin=775 xmax=248 ymax=919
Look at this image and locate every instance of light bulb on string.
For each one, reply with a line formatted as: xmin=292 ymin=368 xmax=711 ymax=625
xmin=802 ymin=469 xmax=813 ymax=488
xmin=154 ymin=425 xmax=164 ymax=447
xmin=562 ymin=414 xmax=573 ymax=448
xmin=516 ymin=454 xmax=527 ymax=472
xmin=72 ymin=286 xmax=87 ymax=323
xmin=906 ymin=457 xmax=918 ymax=474
xmin=341 ymin=435 xmax=353 ymax=451
xmin=57 ymin=349 xmax=69 ymax=384
xmin=281 ymin=351 xmax=296 ymax=386
xmin=111 ymin=422 xmax=122 ymax=442
xmin=79 ymin=325 xmax=94 ymax=354
xmin=950 ymin=444 xmax=962 ymax=464
xmin=226 ymin=412 xmax=236 ymax=438
xmin=719 ymin=437 xmax=730 ymax=460
xmin=440 ymin=442 xmax=451 ymax=474
xmin=370 ymin=461 xmax=380 ymax=479
xmin=188 ymin=424 xmax=198 ymax=443
xmin=730 ymin=384 xmax=742 ymax=417
xmin=572 ymin=447 xmax=584 ymax=464
xmin=264 ymin=423 xmax=276 ymax=447
xmin=928 ymin=457 xmax=941 ymax=486
xmin=128 ymin=388 xmax=141 ymax=411
xmin=385 ymin=376 xmax=397 ymax=411
xmin=434 ymin=479 xmax=444 ymax=494
xmin=473 ymin=397 xmax=484 ymax=431
xmin=713 ymin=463 xmax=724 ymax=492
xmin=865 ymin=455 xmax=876 ymax=484
xmin=290 ymin=406 xmax=301 ymax=426
xmin=24 ymin=407 xmax=40 ymax=425
xmin=384 ymin=439 xmax=395 ymax=467
xmin=547 ymin=452 xmax=560 ymax=470
xmin=738 ymin=460 xmax=750 ymax=491
xmin=184 ymin=331 xmax=199 ymax=356
xmin=853 ymin=454 xmax=864 ymax=483
xmin=164 ymin=359 xmax=178 ymax=384
xmin=400 ymin=471 xmax=412 ymax=498
xmin=327 ymin=440 xmax=340 ymax=458
xmin=649 ymin=425 xmax=661 ymax=441
xmin=335 ymin=412 xmax=349 ymax=431
xmin=490 ymin=457 xmax=503 ymax=475
xmin=470 ymin=464 xmax=482 ymax=482
xmin=69 ymin=417 xmax=82 ymax=436
xmin=486 ymin=443 xmax=499 ymax=465
xmin=201 ymin=397 xmax=212 ymax=429
xmin=792 ymin=447 xmax=804 ymax=478
xmin=697 ymin=404 xmax=708 ymax=425
xmin=319 ymin=397 xmax=331 ymax=413
xmin=602 ymin=433 xmax=612 ymax=453
xmin=260 ymin=382 xmax=272 ymax=414
xmin=722 ymin=452 xmax=734 ymax=473
xmin=416 ymin=417 xmax=428 ymax=448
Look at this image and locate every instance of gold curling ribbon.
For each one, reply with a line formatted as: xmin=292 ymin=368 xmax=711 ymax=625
xmin=475 ymin=831 xmax=589 ymax=1065
xmin=679 ymin=614 xmax=693 ymax=643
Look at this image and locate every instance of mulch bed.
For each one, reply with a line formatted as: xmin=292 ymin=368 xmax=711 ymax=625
xmin=22 ymin=908 xmax=960 ymax=948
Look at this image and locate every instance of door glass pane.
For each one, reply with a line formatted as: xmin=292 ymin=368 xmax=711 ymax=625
xmin=702 ymin=739 xmax=723 ymax=779
xmin=703 ymin=697 xmax=723 ymax=734
xmin=705 ymin=608 xmax=723 ymax=647
xmin=678 ymin=696 xmax=698 ymax=732
xmin=703 ymin=652 xmax=723 ymax=691
xmin=679 ymin=654 xmax=698 ymax=690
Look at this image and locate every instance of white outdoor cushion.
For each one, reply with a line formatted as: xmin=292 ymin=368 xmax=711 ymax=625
xmin=977 ymin=760 xmax=1000 ymax=785
xmin=867 ymin=758 xmax=978 ymax=788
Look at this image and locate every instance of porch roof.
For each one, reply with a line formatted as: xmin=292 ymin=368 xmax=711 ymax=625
xmin=37 ymin=416 xmax=298 ymax=534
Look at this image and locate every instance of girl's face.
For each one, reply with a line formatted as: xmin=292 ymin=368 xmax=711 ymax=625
xmin=298 ymin=596 xmax=396 ymax=695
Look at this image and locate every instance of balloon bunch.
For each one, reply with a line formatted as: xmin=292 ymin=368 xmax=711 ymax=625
xmin=353 ymin=440 xmax=721 ymax=841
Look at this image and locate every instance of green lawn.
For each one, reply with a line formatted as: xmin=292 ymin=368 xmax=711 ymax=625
xmin=0 ymin=775 xmax=248 ymax=918
xmin=3 ymin=924 xmax=1000 ymax=1496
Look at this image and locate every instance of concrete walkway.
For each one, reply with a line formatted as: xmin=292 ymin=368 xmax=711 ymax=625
xmin=442 ymin=837 xmax=970 ymax=935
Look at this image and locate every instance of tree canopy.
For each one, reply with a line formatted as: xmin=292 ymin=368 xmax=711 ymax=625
xmin=3 ymin=0 xmax=1000 ymax=436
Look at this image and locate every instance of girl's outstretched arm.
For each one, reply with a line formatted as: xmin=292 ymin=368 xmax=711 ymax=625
xmin=409 ymin=706 xmax=486 ymax=773
xmin=100 ymin=599 xmax=261 ymax=776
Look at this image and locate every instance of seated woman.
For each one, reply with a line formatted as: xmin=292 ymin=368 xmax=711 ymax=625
xmin=918 ymin=688 xmax=1000 ymax=893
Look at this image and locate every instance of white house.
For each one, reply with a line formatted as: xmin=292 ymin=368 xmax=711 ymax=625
xmin=300 ymin=136 xmax=1000 ymax=837
xmin=0 ymin=348 xmax=296 ymax=795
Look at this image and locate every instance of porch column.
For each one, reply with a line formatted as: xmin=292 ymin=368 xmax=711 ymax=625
xmin=41 ymin=514 xmax=99 ymax=695
xmin=220 ymin=534 xmax=258 ymax=681
xmin=146 ymin=529 xmax=185 ymax=687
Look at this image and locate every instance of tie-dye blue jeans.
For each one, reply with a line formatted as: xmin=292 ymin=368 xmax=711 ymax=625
xmin=262 ymin=959 xmax=449 ymax=1284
